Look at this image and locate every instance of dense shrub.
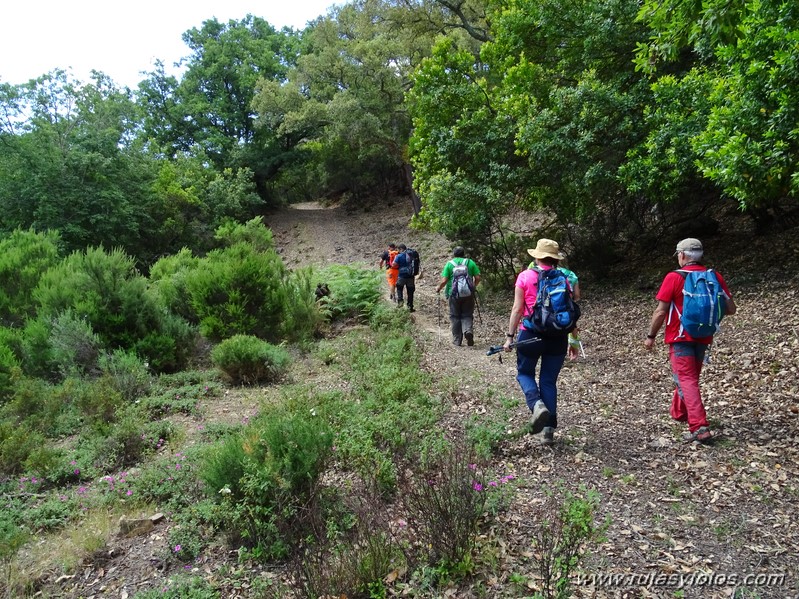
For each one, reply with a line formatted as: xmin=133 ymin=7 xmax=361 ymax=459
xmin=2 ymin=376 xmax=81 ymax=438
xmin=0 ymin=228 xmax=61 ymax=327
xmin=148 ymin=248 xmax=201 ymax=323
xmin=32 ymin=246 xmax=194 ymax=373
xmin=0 ymin=422 xmax=45 ymax=475
xmin=213 ymin=217 xmax=275 ymax=253
xmin=49 ymin=310 xmax=102 ymax=378
xmin=0 ymin=342 xmax=20 ymax=402
xmin=18 ymin=318 xmax=55 ymax=379
xmin=211 ymin=335 xmax=290 ymax=385
xmin=98 ymin=350 xmax=153 ymax=402
xmin=201 ymin=407 xmax=333 ymax=558
xmin=73 ymin=376 xmax=125 ymax=427
xmin=186 ymin=242 xmax=288 ymax=342
xmin=200 ymin=433 xmax=248 ymax=499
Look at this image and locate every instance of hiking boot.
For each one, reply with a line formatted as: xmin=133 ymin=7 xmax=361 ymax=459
xmin=530 ymin=401 xmax=550 ymax=434
xmin=408 ymin=306 xmax=415 ymax=313
xmin=465 ymin=332 xmax=474 ymax=346
xmin=541 ymin=427 xmax=554 ymax=446
xmin=683 ymin=426 xmax=713 ymax=443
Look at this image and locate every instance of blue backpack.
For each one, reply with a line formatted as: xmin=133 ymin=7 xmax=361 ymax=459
xmin=397 ymin=249 xmax=420 ymax=278
xmin=523 ymin=267 xmax=580 ymax=336
xmin=675 ymin=269 xmax=725 ymax=338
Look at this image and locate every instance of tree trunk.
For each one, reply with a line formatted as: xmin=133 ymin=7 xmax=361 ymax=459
xmin=402 ymin=162 xmax=422 ymax=215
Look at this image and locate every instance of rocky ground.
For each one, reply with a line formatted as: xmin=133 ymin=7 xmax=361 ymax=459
xmin=27 ymin=199 xmax=799 ymax=598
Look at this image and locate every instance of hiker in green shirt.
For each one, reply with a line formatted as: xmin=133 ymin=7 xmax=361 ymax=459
xmin=436 ymin=247 xmax=481 ymax=346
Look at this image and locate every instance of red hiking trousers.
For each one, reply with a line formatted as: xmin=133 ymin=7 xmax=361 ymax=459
xmin=669 ymin=342 xmax=710 ymax=432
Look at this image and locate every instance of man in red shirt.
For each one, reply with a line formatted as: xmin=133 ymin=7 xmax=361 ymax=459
xmin=644 ymin=238 xmax=737 ymax=443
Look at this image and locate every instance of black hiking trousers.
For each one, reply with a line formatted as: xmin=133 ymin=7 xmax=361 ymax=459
xmin=396 ymin=276 xmax=416 ymax=311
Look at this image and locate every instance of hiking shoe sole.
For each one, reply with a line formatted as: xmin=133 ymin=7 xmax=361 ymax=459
xmin=531 ymin=401 xmax=550 ymax=434
xmin=465 ymin=332 xmax=474 ymax=346
xmin=683 ymin=426 xmax=713 ymax=444
xmin=540 ymin=427 xmax=554 ymax=446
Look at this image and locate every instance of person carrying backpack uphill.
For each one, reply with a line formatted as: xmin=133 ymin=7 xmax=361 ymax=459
xmin=644 ymin=238 xmax=737 ymax=444
xmin=378 ymin=243 xmax=400 ymax=301
xmin=528 ymin=257 xmax=583 ymax=360
xmin=503 ymin=239 xmax=579 ymax=446
xmin=436 ymin=247 xmax=481 ymax=346
xmin=392 ymin=244 xmax=420 ymax=312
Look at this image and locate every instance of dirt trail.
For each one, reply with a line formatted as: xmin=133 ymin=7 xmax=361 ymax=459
xmin=266 ymin=201 xmax=799 ymax=599
xmin=37 ymin=201 xmax=799 ymax=598
xmin=265 ymin=201 xmax=514 ymax=375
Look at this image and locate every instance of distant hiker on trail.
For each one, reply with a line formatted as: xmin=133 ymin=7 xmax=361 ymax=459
xmin=504 ymin=239 xmax=579 ymax=446
xmin=644 ymin=238 xmax=736 ymax=444
xmin=392 ymin=243 xmax=420 ymax=313
xmin=436 ymin=247 xmax=481 ymax=346
xmin=378 ymin=243 xmax=399 ymax=301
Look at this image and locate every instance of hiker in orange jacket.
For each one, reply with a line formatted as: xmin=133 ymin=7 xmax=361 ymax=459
xmin=378 ymin=243 xmax=399 ymax=301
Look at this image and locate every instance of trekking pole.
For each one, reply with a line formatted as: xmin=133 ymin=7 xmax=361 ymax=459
xmin=437 ymin=292 xmax=442 ymax=345
xmin=474 ymin=288 xmax=483 ymax=326
xmin=486 ymin=337 xmax=541 ymax=356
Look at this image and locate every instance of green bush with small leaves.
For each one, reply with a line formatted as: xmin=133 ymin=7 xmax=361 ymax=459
xmin=0 ymin=342 xmax=20 ymax=402
xmin=211 ymin=335 xmax=290 ymax=385
xmin=148 ymin=248 xmax=202 ymax=323
xmin=48 ymin=309 xmax=102 ymax=378
xmin=99 ymin=350 xmax=153 ymax=402
xmin=0 ymin=422 xmax=45 ymax=475
xmin=32 ymin=246 xmax=194 ymax=374
xmin=201 ymin=406 xmax=333 ymax=558
xmin=185 ymin=241 xmax=288 ymax=342
xmin=0 ymin=228 xmax=61 ymax=327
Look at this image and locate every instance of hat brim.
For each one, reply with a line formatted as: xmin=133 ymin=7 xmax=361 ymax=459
xmin=528 ymin=248 xmax=565 ymax=260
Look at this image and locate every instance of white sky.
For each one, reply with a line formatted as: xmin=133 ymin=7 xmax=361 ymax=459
xmin=1 ymin=0 xmax=338 ymax=89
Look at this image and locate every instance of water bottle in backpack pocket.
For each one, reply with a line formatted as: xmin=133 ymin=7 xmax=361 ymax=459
xmin=522 ymin=267 xmax=580 ymax=335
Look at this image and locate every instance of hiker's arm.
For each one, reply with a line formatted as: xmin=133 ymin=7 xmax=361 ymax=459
xmin=644 ymin=300 xmax=669 ymax=350
xmin=473 ymin=274 xmax=481 ymax=288
xmin=504 ymin=286 xmax=525 ymax=350
xmin=435 ymin=276 xmax=447 ymax=293
xmin=572 ymin=282 xmax=581 ymax=302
